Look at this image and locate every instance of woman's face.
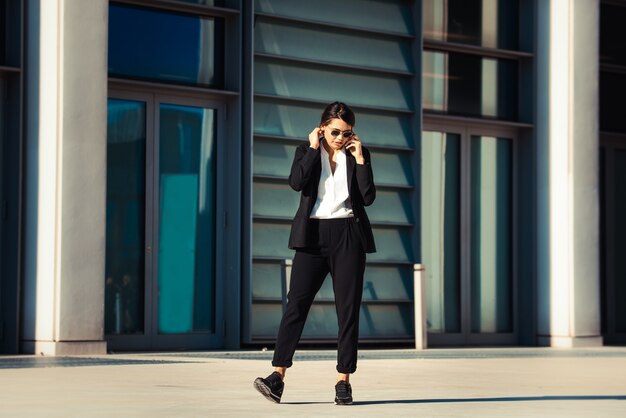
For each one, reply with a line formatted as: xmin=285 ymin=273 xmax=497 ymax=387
xmin=321 ymin=118 xmax=353 ymax=151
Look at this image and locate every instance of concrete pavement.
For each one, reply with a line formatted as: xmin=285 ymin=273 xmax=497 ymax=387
xmin=0 ymin=348 xmax=625 ymax=417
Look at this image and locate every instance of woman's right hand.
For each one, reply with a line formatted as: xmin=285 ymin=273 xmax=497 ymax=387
xmin=308 ymin=127 xmax=322 ymax=149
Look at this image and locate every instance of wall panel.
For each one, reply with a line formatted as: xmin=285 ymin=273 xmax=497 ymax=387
xmin=250 ymin=0 xmax=418 ymax=343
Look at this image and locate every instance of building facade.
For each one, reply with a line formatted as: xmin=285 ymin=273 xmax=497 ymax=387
xmin=0 ymin=0 xmax=624 ymax=355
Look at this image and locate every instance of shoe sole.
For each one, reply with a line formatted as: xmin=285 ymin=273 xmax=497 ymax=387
xmin=253 ymin=379 xmax=281 ymax=404
xmin=334 ymin=399 xmax=353 ymax=405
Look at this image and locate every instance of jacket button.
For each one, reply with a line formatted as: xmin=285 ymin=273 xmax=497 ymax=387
xmin=355 ymin=218 xmax=360 ymax=223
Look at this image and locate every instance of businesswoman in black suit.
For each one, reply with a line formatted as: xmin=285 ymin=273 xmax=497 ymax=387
xmin=254 ymin=102 xmax=376 ymax=405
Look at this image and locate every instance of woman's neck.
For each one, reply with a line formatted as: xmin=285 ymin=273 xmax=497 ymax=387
xmin=322 ymin=139 xmax=340 ymax=158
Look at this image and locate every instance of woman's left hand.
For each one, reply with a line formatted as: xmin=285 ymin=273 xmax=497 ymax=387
xmin=345 ymin=134 xmax=365 ymax=165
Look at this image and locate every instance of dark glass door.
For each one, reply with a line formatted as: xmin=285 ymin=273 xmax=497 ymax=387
xmin=105 ymin=92 xmax=223 ymax=350
xmin=422 ymin=123 xmax=517 ymax=346
xmin=600 ymin=136 xmax=626 ymax=345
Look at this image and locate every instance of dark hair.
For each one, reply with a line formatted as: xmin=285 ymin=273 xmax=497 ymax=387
xmin=320 ymin=101 xmax=355 ymax=127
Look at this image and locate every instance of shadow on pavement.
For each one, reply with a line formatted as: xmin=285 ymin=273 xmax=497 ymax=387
xmin=282 ymin=401 xmax=335 ymax=405
xmin=353 ymin=395 xmax=626 ymax=406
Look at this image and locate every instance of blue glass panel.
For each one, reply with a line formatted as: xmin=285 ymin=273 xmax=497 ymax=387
xmin=105 ymin=99 xmax=146 ymax=335
xmin=252 ymin=262 xmax=283 ymax=299
xmin=359 ymin=304 xmax=413 ymax=337
xmin=300 ymin=303 xmax=413 ymax=338
xmin=158 ymin=104 xmax=217 ymax=334
xmin=421 ymin=131 xmax=461 ymax=333
xmin=255 ymin=59 xmax=412 ymax=111
xmin=254 ymin=0 xmax=414 ymax=35
xmin=470 ymin=135 xmax=512 ymax=333
xmin=369 ymin=150 xmax=413 ymax=187
xmin=253 ymin=139 xmax=295 ymax=177
xmin=254 ymin=99 xmax=414 ymax=148
xmin=108 ymin=4 xmax=224 ymax=87
xmin=302 ymin=305 xmax=339 ymax=337
xmin=362 ymin=266 xmax=414 ymax=301
xmin=254 ymin=139 xmax=413 ymax=187
xmin=255 ymin=18 xmax=412 ymax=72
xmin=253 ymin=181 xmax=299 ymax=218
xmin=301 ymin=266 xmax=414 ymax=302
xmin=368 ymin=227 xmax=413 ymax=262
xmin=251 ymin=303 xmax=282 ymax=337
xmin=367 ymin=190 xmax=413 ymax=224
xmin=252 ymin=222 xmax=293 ymax=258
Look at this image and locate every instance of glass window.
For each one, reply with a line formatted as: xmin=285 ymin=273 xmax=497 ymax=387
xmin=359 ymin=304 xmax=414 ymax=338
xmin=470 ymin=135 xmax=512 ymax=333
xmin=1 ymin=0 xmax=20 ymax=67
xmin=251 ymin=303 xmax=282 ymax=337
xmin=0 ymin=1 xmax=5 ymax=65
xmin=600 ymin=72 xmax=626 ymax=133
xmin=612 ymin=150 xmax=626 ymax=333
xmin=252 ymin=262 xmax=283 ymax=300
xmin=600 ymin=4 xmax=626 ymax=67
xmin=105 ymin=99 xmax=147 ymax=335
xmin=108 ymin=4 xmax=224 ymax=87
xmin=423 ymin=50 xmax=518 ymax=120
xmin=423 ymin=0 xmax=519 ymax=50
xmin=173 ymin=0 xmax=224 ymax=5
xmin=421 ymin=131 xmax=461 ymax=333
xmin=157 ymin=103 xmax=217 ymax=334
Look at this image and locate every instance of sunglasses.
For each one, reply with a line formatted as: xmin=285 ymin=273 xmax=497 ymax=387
xmin=329 ymin=129 xmax=354 ymax=139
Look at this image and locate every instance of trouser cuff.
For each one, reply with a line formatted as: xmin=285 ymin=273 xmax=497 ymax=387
xmin=271 ymin=360 xmax=293 ymax=368
xmin=336 ymin=365 xmax=356 ymax=374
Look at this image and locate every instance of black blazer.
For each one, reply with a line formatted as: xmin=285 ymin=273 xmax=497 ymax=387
xmin=287 ymin=142 xmax=377 ymax=253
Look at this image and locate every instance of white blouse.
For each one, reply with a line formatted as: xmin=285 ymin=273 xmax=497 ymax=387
xmin=310 ymin=143 xmax=354 ymax=219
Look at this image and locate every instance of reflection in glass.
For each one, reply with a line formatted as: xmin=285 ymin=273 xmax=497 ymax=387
xmin=1 ymin=0 xmax=21 ymax=67
xmin=600 ymin=4 xmax=626 ymax=66
xmin=298 ymin=304 xmax=413 ymax=338
xmin=421 ymin=131 xmax=461 ymax=333
xmin=158 ymin=104 xmax=216 ymax=334
xmin=173 ymin=0 xmax=223 ymax=5
xmin=612 ymin=151 xmax=626 ymax=332
xmin=470 ymin=136 xmax=512 ymax=333
xmin=108 ymin=4 xmax=224 ymax=87
xmin=423 ymin=50 xmax=518 ymax=120
xmin=423 ymin=0 xmax=519 ymax=50
xmin=105 ymin=99 xmax=146 ymax=335
xmin=600 ymin=72 xmax=626 ymax=134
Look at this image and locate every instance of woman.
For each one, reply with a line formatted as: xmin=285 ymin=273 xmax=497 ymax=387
xmin=253 ymin=102 xmax=376 ymax=405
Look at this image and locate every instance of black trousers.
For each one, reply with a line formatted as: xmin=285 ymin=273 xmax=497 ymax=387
xmin=272 ymin=218 xmax=366 ymax=374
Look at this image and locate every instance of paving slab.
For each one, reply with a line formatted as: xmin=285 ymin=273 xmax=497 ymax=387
xmin=0 ymin=348 xmax=625 ymax=417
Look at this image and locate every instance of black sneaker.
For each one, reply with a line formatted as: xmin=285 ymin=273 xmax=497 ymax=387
xmin=253 ymin=371 xmax=284 ymax=403
xmin=334 ymin=380 xmax=353 ymax=405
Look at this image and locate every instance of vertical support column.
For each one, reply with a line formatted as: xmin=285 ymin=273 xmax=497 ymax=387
xmin=414 ymin=264 xmax=427 ymax=349
xmin=22 ymin=0 xmax=108 ymax=355
xmin=535 ymin=0 xmax=602 ymax=347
